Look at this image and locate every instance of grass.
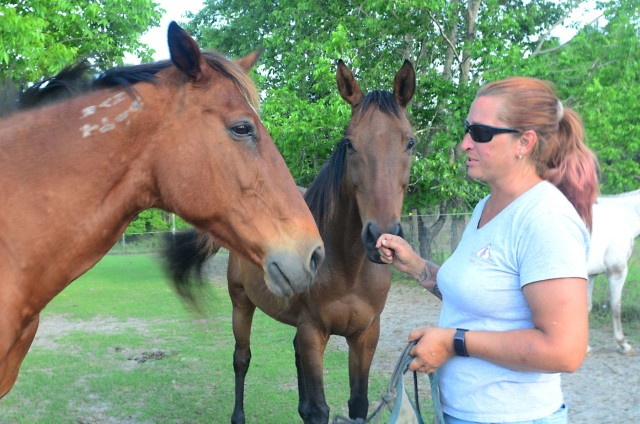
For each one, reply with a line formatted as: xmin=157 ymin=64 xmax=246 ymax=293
xmin=0 ymin=254 xmax=420 ymax=423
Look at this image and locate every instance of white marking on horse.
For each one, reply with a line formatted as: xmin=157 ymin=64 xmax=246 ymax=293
xmin=81 ymin=106 xmax=96 ymax=118
xmin=80 ymin=124 xmax=99 ymax=138
xmin=78 ymin=95 xmax=142 ymax=138
xmin=99 ymin=118 xmax=116 ymax=133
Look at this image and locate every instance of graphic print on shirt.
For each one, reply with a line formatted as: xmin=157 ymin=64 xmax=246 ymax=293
xmin=476 ymin=244 xmax=491 ymax=260
xmin=470 ymin=243 xmax=495 ymax=266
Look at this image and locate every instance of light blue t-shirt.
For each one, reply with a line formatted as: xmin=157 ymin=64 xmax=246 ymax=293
xmin=437 ymin=181 xmax=590 ymax=422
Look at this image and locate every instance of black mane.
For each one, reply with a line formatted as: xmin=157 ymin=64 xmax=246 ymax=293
xmin=0 ymin=51 xmax=252 ymax=117
xmin=0 ymin=59 xmax=172 ymax=117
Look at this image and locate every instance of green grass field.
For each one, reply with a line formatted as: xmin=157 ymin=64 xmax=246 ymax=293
xmin=0 ymin=254 xmax=411 ymax=423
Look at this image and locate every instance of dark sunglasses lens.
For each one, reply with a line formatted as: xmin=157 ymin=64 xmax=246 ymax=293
xmin=467 ymin=125 xmax=492 ymax=143
xmin=475 ymin=126 xmax=493 ymax=143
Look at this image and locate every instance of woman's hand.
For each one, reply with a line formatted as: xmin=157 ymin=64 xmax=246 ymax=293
xmin=407 ymin=328 xmax=456 ymax=374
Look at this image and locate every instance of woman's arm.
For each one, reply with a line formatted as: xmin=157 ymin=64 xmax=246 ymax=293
xmin=407 ymin=277 xmax=589 ymax=374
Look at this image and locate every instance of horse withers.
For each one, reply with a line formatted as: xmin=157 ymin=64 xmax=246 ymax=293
xmin=166 ymin=58 xmax=416 ymax=423
xmin=0 ymin=22 xmax=323 ymax=399
xmin=587 ymin=189 xmax=640 ymax=354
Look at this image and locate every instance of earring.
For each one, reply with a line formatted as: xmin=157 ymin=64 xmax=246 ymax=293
xmin=518 ymin=153 xmax=523 ymax=159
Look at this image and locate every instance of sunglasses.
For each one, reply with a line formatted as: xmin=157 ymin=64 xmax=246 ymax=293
xmin=464 ymin=120 xmax=520 ymax=143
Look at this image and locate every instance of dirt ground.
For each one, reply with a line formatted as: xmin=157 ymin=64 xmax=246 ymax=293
xmin=369 ymin=284 xmax=640 ymax=424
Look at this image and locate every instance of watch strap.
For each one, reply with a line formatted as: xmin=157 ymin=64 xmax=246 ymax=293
xmin=454 ymin=328 xmax=469 ymax=357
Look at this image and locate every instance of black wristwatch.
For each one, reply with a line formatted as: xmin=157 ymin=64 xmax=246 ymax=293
xmin=454 ymin=328 xmax=469 ymax=357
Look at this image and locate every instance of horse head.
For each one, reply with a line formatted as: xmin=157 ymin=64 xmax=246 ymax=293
xmin=336 ymin=59 xmax=416 ymax=263
xmin=152 ymin=23 xmax=324 ymax=296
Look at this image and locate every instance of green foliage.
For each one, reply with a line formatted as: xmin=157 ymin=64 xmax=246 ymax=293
xmin=0 ymin=0 xmax=163 ymax=85
xmin=522 ymin=0 xmax=640 ymax=194
xmin=186 ymin=0 xmax=639 ymax=217
xmin=125 ymin=209 xmax=191 ymax=235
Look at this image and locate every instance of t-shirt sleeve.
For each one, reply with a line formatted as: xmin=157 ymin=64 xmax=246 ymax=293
xmin=517 ymin=212 xmax=589 ymax=287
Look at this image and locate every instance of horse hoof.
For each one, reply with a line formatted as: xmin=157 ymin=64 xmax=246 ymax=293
xmin=618 ymin=343 xmax=634 ymax=355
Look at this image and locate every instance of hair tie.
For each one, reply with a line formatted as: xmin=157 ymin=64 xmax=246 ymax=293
xmin=556 ymin=98 xmax=565 ymax=122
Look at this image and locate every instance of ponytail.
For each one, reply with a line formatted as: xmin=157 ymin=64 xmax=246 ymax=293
xmin=540 ymin=108 xmax=599 ymax=230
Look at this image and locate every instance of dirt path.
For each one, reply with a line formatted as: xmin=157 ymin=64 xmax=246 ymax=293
xmin=371 ymin=283 xmax=640 ymax=424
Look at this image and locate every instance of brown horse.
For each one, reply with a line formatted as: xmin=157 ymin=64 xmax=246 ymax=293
xmin=165 ymin=59 xmax=416 ymax=423
xmin=0 ymin=22 xmax=324 ymax=399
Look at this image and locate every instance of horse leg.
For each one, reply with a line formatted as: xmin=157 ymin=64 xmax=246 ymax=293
xmin=607 ymin=267 xmax=633 ymax=354
xmin=586 ymin=275 xmax=595 ymax=353
xmin=229 ymin=287 xmax=257 ymax=424
xmin=0 ymin=314 xmax=40 ymax=398
xmin=294 ymin=328 xmax=330 ymax=424
xmin=346 ymin=317 xmax=380 ymax=420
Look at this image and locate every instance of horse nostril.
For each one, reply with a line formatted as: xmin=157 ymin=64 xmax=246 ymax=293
xmin=394 ymin=222 xmax=404 ymax=238
xmin=366 ymin=222 xmax=381 ymax=243
xmin=310 ymin=245 xmax=325 ymax=274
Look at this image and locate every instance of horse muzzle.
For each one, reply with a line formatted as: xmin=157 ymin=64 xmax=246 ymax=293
xmin=363 ymin=221 xmax=404 ymax=264
xmin=263 ymin=243 xmax=325 ymax=297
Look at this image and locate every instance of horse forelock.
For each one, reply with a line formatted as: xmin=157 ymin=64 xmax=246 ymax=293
xmin=202 ymin=52 xmax=260 ymax=111
xmin=354 ymin=90 xmax=402 ymax=120
xmin=304 ymin=140 xmax=347 ymax=235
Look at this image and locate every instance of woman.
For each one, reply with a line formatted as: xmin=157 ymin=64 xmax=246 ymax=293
xmin=376 ymin=77 xmax=599 ymax=423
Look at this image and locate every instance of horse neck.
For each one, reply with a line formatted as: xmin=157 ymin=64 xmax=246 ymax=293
xmin=322 ymin=188 xmax=368 ymax=267
xmin=0 ymin=87 xmax=165 ymax=288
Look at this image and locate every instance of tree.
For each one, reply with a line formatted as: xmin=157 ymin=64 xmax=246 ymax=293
xmin=0 ymin=0 xmax=163 ymax=85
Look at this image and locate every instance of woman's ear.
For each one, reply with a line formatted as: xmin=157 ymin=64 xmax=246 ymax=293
xmin=519 ymin=130 xmax=537 ymax=155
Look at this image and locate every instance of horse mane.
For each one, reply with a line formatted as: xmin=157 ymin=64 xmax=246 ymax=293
xmin=1 ymin=51 xmax=259 ymax=117
xmin=304 ymin=89 xmax=402 ymax=234
xmin=304 ymin=139 xmax=348 ymax=235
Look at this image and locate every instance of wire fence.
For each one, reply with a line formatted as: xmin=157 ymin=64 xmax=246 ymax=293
xmin=108 ymin=215 xmax=472 ymax=258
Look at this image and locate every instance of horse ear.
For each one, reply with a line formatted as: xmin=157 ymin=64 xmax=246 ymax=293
xmin=167 ymin=21 xmax=204 ymax=81
xmin=336 ymin=59 xmax=364 ymax=108
xmin=235 ymin=48 xmax=263 ymax=73
xmin=393 ymin=60 xmax=416 ymax=108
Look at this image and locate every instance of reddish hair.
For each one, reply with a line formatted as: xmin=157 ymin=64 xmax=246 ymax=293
xmin=477 ymin=77 xmax=599 ymax=230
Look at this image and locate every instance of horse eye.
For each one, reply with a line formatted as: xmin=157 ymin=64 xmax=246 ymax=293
xmin=231 ymin=123 xmax=254 ymax=137
xmin=344 ymin=140 xmax=355 ymax=151
xmin=407 ymin=138 xmax=416 ymax=151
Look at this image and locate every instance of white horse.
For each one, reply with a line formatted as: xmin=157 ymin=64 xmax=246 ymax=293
xmin=587 ymin=189 xmax=640 ymax=354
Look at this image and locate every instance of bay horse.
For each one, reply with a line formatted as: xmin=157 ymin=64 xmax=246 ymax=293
xmin=0 ymin=22 xmax=324 ymax=400
xmin=587 ymin=189 xmax=640 ymax=354
xmin=165 ymin=59 xmax=416 ymax=423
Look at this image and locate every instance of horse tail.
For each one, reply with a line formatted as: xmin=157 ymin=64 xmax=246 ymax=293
xmin=163 ymin=229 xmax=221 ymax=309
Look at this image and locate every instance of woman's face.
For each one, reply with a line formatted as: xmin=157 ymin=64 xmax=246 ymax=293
xmin=460 ymin=95 xmax=523 ymax=185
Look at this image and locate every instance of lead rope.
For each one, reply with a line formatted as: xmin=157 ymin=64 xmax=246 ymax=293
xmin=332 ymin=341 xmax=445 ymax=424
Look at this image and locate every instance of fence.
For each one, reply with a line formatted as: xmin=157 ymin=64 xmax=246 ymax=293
xmin=108 ymin=231 xmax=174 ymax=255
xmin=108 ymin=215 xmax=472 ymax=257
